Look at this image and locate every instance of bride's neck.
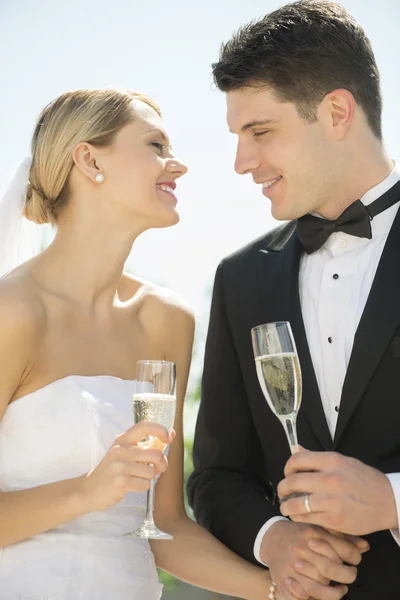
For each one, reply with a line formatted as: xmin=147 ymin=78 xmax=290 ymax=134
xmin=36 ymin=211 xmax=145 ymax=308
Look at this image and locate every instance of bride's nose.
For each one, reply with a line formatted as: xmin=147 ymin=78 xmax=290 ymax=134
xmin=165 ymin=158 xmax=188 ymax=178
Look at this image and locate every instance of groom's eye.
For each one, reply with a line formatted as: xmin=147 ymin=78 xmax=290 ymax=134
xmin=253 ymin=130 xmax=270 ymax=137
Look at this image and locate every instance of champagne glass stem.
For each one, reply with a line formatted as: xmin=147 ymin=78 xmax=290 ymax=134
xmin=143 ymin=477 xmax=156 ymax=529
xmin=279 ymin=416 xmax=307 ymax=504
xmin=282 ymin=417 xmax=299 ymax=454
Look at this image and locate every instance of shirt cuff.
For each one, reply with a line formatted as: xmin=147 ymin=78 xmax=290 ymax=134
xmin=253 ymin=516 xmax=289 ymax=566
xmin=386 ymin=473 xmax=400 ymax=545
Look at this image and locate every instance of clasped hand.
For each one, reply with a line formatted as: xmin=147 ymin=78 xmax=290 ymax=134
xmin=278 ymin=450 xmax=397 ymax=536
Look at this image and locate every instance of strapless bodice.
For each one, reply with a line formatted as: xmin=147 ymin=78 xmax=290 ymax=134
xmin=0 ymin=376 xmax=162 ymax=599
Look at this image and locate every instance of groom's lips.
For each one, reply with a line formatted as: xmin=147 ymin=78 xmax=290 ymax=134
xmin=261 ymin=176 xmax=282 ymax=197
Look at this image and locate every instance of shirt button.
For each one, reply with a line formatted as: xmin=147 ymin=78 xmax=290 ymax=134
xmin=328 ymin=337 xmax=333 ymax=343
xmin=333 ymin=273 xmax=339 ymax=280
xmin=335 ymin=405 xmax=339 ymax=412
xmin=339 ymin=238 xmax=347 ymax=248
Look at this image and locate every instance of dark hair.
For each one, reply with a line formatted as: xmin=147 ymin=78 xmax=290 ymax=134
xmin=212 ymin=0 xmax=382 ymax=140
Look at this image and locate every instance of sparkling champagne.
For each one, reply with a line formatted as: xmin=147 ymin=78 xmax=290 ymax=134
xmin=133 ymin=393 xmax=176 ymax=452
xmin=255 ymin=352 xmax=302 ymax=418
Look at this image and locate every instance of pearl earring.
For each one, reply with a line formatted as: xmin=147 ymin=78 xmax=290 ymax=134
xmin=95 ymin=173 xmax=104 ymax=183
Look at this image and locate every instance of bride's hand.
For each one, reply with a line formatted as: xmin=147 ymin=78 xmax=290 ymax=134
xmin=79 ymin=421 xmax=173 ymax=512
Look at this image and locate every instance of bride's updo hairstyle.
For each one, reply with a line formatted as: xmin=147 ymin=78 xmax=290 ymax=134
xmin=25 ymin=88 xmax=161 ymax=225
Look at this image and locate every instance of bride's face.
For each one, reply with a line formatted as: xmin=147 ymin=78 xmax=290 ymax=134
xmin=95 ymin=100 xmax=187 ymax=228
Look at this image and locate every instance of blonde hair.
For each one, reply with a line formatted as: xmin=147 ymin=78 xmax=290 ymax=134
xmin=25 ymin=88 xmax=161 ymax=225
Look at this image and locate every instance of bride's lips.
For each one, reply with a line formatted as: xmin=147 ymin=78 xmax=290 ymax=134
xmin=156 ymin=181 xmax=177 ymax=203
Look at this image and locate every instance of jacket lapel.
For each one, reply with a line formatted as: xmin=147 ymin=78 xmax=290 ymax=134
xmin=259 ymin=223 xmax=332 ymax=450
xmin=334 ymin=208 xmax=400 ymax=446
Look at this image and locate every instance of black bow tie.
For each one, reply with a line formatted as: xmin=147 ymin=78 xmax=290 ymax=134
xmin=297 ymin=180 xmax=400 ymax=254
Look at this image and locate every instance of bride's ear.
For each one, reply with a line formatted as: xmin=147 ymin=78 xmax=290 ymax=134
xmin=72 ymin=142 xmax=103 ymax=184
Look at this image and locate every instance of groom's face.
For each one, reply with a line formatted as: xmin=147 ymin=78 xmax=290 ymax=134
xmin=226 ymin=87 xmax=336 ymax=221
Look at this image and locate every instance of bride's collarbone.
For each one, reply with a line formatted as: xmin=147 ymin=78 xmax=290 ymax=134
xmin=5 ymin=274 xmax=178 ymax=404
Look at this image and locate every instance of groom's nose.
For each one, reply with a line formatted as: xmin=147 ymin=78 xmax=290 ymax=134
xmin=234 ymin=140 xmax=261 ymax=175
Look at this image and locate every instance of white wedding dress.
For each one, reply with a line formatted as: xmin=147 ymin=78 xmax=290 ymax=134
xmin=0 ymin=375 xmax=164 ymax=600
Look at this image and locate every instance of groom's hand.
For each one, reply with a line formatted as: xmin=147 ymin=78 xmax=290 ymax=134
xmin=260 ymin=520 xmax=366 ymax=600
xmin=278 ymin=451 xmax=398 ymax=536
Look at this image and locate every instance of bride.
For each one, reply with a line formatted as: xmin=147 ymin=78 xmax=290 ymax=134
xmin=0 ymin=88 xmax=275 ymax=600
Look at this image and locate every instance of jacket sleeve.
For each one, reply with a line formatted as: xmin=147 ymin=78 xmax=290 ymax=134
xmin=187 ymin=260 xmax=283 ymax=564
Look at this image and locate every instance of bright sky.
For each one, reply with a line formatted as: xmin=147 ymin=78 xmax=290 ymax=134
xmin=1 ymin=0 xmax=399 ymax=387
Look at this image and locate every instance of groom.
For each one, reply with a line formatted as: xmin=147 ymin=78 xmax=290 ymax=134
xmin=188 ymin=2 xmax=400 ymax=599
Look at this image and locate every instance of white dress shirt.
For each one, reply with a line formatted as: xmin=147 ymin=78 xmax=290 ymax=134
xmin=254 ymin=163 xmax=400 ymax=564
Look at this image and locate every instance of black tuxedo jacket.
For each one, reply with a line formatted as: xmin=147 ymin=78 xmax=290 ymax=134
xmin=187 ymin=213 xmax=400 ymax=599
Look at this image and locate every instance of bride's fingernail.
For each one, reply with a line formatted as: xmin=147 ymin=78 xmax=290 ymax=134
xmin=308 ymin=539 xmax=320 ymax=549
xmin=285 ymin=577 xmax=296 ymax=586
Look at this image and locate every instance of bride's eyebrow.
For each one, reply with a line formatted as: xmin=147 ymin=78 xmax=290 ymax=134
xmin=144 ymin=127 xmax=172 ymax=150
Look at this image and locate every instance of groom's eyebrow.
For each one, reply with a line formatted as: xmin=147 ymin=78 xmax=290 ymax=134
xmin=230 ymin=118 xmax=278 ymax=133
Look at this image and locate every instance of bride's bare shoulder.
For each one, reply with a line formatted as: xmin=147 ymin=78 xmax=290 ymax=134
xmin=0 ymin=273 xmax=45 ymax=334
xmin=121 ymin=272 xmax=195 ymax=336
xmin=0 ymin=275 xmax=45 ymax=410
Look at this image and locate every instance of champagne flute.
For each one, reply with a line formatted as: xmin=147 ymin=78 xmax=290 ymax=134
xmin=251 ymin=321 xmax=305 ymax=502
xmin=124 ymin=360 xmax=176 ymax=539
xmin=251 ymin=321 xmax=302 ymax=453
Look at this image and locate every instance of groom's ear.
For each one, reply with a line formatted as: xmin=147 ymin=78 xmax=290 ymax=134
xmin=318 ymin=88 xmax=356 ymax=141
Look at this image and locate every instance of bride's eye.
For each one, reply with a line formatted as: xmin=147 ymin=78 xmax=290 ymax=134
xmin=151 ymin=141 xmax=166 ymax=155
